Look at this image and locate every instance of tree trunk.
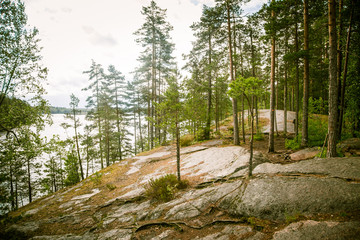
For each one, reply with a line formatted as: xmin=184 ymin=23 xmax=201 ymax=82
xmin=226 ymin=0 xmax=239 ymax=145
xmin=295 ymin=22 xmax=300 ymax=138
xmin=151 ymin=28 xmax=156 ymax=149
xmin=176 ymin=115 xmax=181 ymax=182
xmin=269 ymin=0 xmax=276 ymax=152
xmin=205 ymin=29 xmax=212 ymax=140
xmin=327 ymin=0 xmax=338 ymax=157
xmin=302 ymin=0 xmax=310 ymax=147
xmin=115 ymin=80 xmax=122 ymax=161
xmin=242 ymin=94 xmax=246 ymax=143
xmin=336 ymin=0 xmax=343 ymax=140
xmin=27 ymin=158 xmax=32 ymax=203
xmin=338 ymin=2 xmax=353 ymax=139
xmin=284 ymin=36 xmax=289 ymax=136
xmin=73 ymin=108 xmax=84 ymax=180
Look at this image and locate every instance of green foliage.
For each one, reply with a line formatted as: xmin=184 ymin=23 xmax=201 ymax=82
xmin=316 ymin=147 xmax=344 ymax=158
xmin=145 ymin=174 xmax=189 ymax=202
xmin=308 ymin=116 xmax=328 ymax=147
xmin=309 ymin=97 xmax=327 ymax=114
xmin=228 ymin=76 xmax=264 ymax=100
xmin=253 ymin=132 xmax=264 ymax=141
xmin=180 ymin=135 xmax=194 ymax=147
xmin=285 ymin=135 xmax=302 ymax=150
xmin=286 ymin=115 xmax=328 ymax=150
xmin=64 ymin=152 xmax=80 ymax=186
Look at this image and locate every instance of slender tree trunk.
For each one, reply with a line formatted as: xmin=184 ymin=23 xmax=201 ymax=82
xmin=226 ymin=0 xmax=239 ymax=145
xmin=134 ymin=110 xmax=137 ymax=155
xmin=327 ymin=0 xmax=338 ymax=157
xmin=336 ymin=0 xmax=343 ymax=139
xmin=151 ymin=29 xmax=156 ymax=149
xmin=249 ymin=102 xmax=254 ymax=177
xmin=339 ymin=3 xmax=353 ymax=139
xmin=269 ymin=0 xmax=276 ymax=152
xmin=215 ymin=84 xmax=219 ymax=133
xmin=176 ymin=114 xmax=181 ymax=182
xmin=238 ymin=37 xmax=246 ymax=143
xmin=250 ymin=30 xmax=259 ymax=133
xmin=10 ymin=164 xmax=14 ymax=210
xmin=115 ymin=81 xmax=122 ymax=161
xmin=242 ymin=94 xmax=246 ymax=143
xmin=205 ymin=29 xmax=212 ymax=140
xmin=284 ymin=36 xmax=289 ymax=136
xmin=295 ymin=22 xmax=300 ymax=137
xmin=73 ymin=108 xmax=84 ymax=180
xmin=302 ymin=0 xmax=310 ymax=147
xmin=27 ymin=158 xmax=32 ymax=203
xmin=96 ymin=73 xmax=104 ymax=169
xmin=86 ymin=145 xmax=89 ymax=178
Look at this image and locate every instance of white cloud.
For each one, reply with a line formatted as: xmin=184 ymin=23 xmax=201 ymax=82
xmin=22 ymin=0 xmax=263 ymax=108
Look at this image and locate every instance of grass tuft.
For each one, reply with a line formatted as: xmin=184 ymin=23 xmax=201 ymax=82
xmin=145 ymin=174 xmax=189 ymax=202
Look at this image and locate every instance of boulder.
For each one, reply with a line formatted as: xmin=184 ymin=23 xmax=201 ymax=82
xmin=3 ymin=222 xmax=39 ymax=240
xmin=253 ymin=157 xmax=360 ymax=179
xmin=339 ymin=138 xmax=360 ymax=152
xmin=272 ymin=220 xmax=360 ymax=240
xmin=220 ymin=176 xmax=360 ymax=220
xmin=290 ymin=147 xmax=320 ymax=161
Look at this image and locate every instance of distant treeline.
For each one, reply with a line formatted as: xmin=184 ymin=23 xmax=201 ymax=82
xmin=50 ymin=106 xmax=88 ymax=115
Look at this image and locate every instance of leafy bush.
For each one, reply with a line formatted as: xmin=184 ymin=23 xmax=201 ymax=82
xmin=145 ymin=174 xmax=189 ymax=202
xmin=180 ymin=135 xmax=194 ymax=147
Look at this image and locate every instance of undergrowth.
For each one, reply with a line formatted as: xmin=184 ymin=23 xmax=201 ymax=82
xmin=285 ymin=115 xmax=328 ymax=150
xmin=180 ymin=135 xmax=194 ymax=147
xmin=145 ymin=174 xmax=189 ymax=202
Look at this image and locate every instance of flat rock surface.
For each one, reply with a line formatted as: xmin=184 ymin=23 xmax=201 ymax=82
xmin=272 ymin=220 xmax=360 ymax=240
xmin=221 ymin=176 xmax=360 ymax=220
xmin=2 ymin=143 xmax=360 ymax=240
xmin=253 ymin=157 xmax=360 ymax=179
xmin=258 ymin=110 xmax=296 ymax=133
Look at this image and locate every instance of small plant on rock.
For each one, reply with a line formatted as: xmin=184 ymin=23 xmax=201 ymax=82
xmin=90 ymin=172 xmax=103 ymax=185
xmin=145 ymin=174 xmax=189 ymax=202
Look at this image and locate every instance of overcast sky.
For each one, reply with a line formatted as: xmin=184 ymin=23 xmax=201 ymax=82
xmin=22 ymin=0 xmax=267 ymax=108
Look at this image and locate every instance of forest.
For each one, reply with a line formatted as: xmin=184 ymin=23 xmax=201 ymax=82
xmin=0 ymin=0 xmax=359 ymax=215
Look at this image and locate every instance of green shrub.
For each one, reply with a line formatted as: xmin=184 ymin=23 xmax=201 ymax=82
xmin=253 ymin=132 xmax=264 ymax=141
xmin=286 ymin=116 xmax=328 ymax=150
xmin=308 ymin=115 xmax=328 ymax=147
xmin=145 ymin=174 xmax=189 ymax=202
xmin=316 ymin=147 xmax=344 ymax=158
xmin=285 ymin=135 xmax=301 ymax=150
xmin=180 ymin=135 xmax=194 ymax=147
xmin=106 ymin=183 xmax=116 ymax=191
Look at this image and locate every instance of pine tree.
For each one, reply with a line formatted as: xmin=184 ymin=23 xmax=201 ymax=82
xmin=134 ymin=0 xmax=175 ymax=149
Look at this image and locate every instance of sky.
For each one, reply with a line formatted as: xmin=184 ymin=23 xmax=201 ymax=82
xmin=22 ymin=0 xmax=268 ymax=108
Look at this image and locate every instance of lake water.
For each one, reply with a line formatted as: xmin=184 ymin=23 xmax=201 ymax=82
xmin=42 ymin=114 xmax=89 ymax=140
